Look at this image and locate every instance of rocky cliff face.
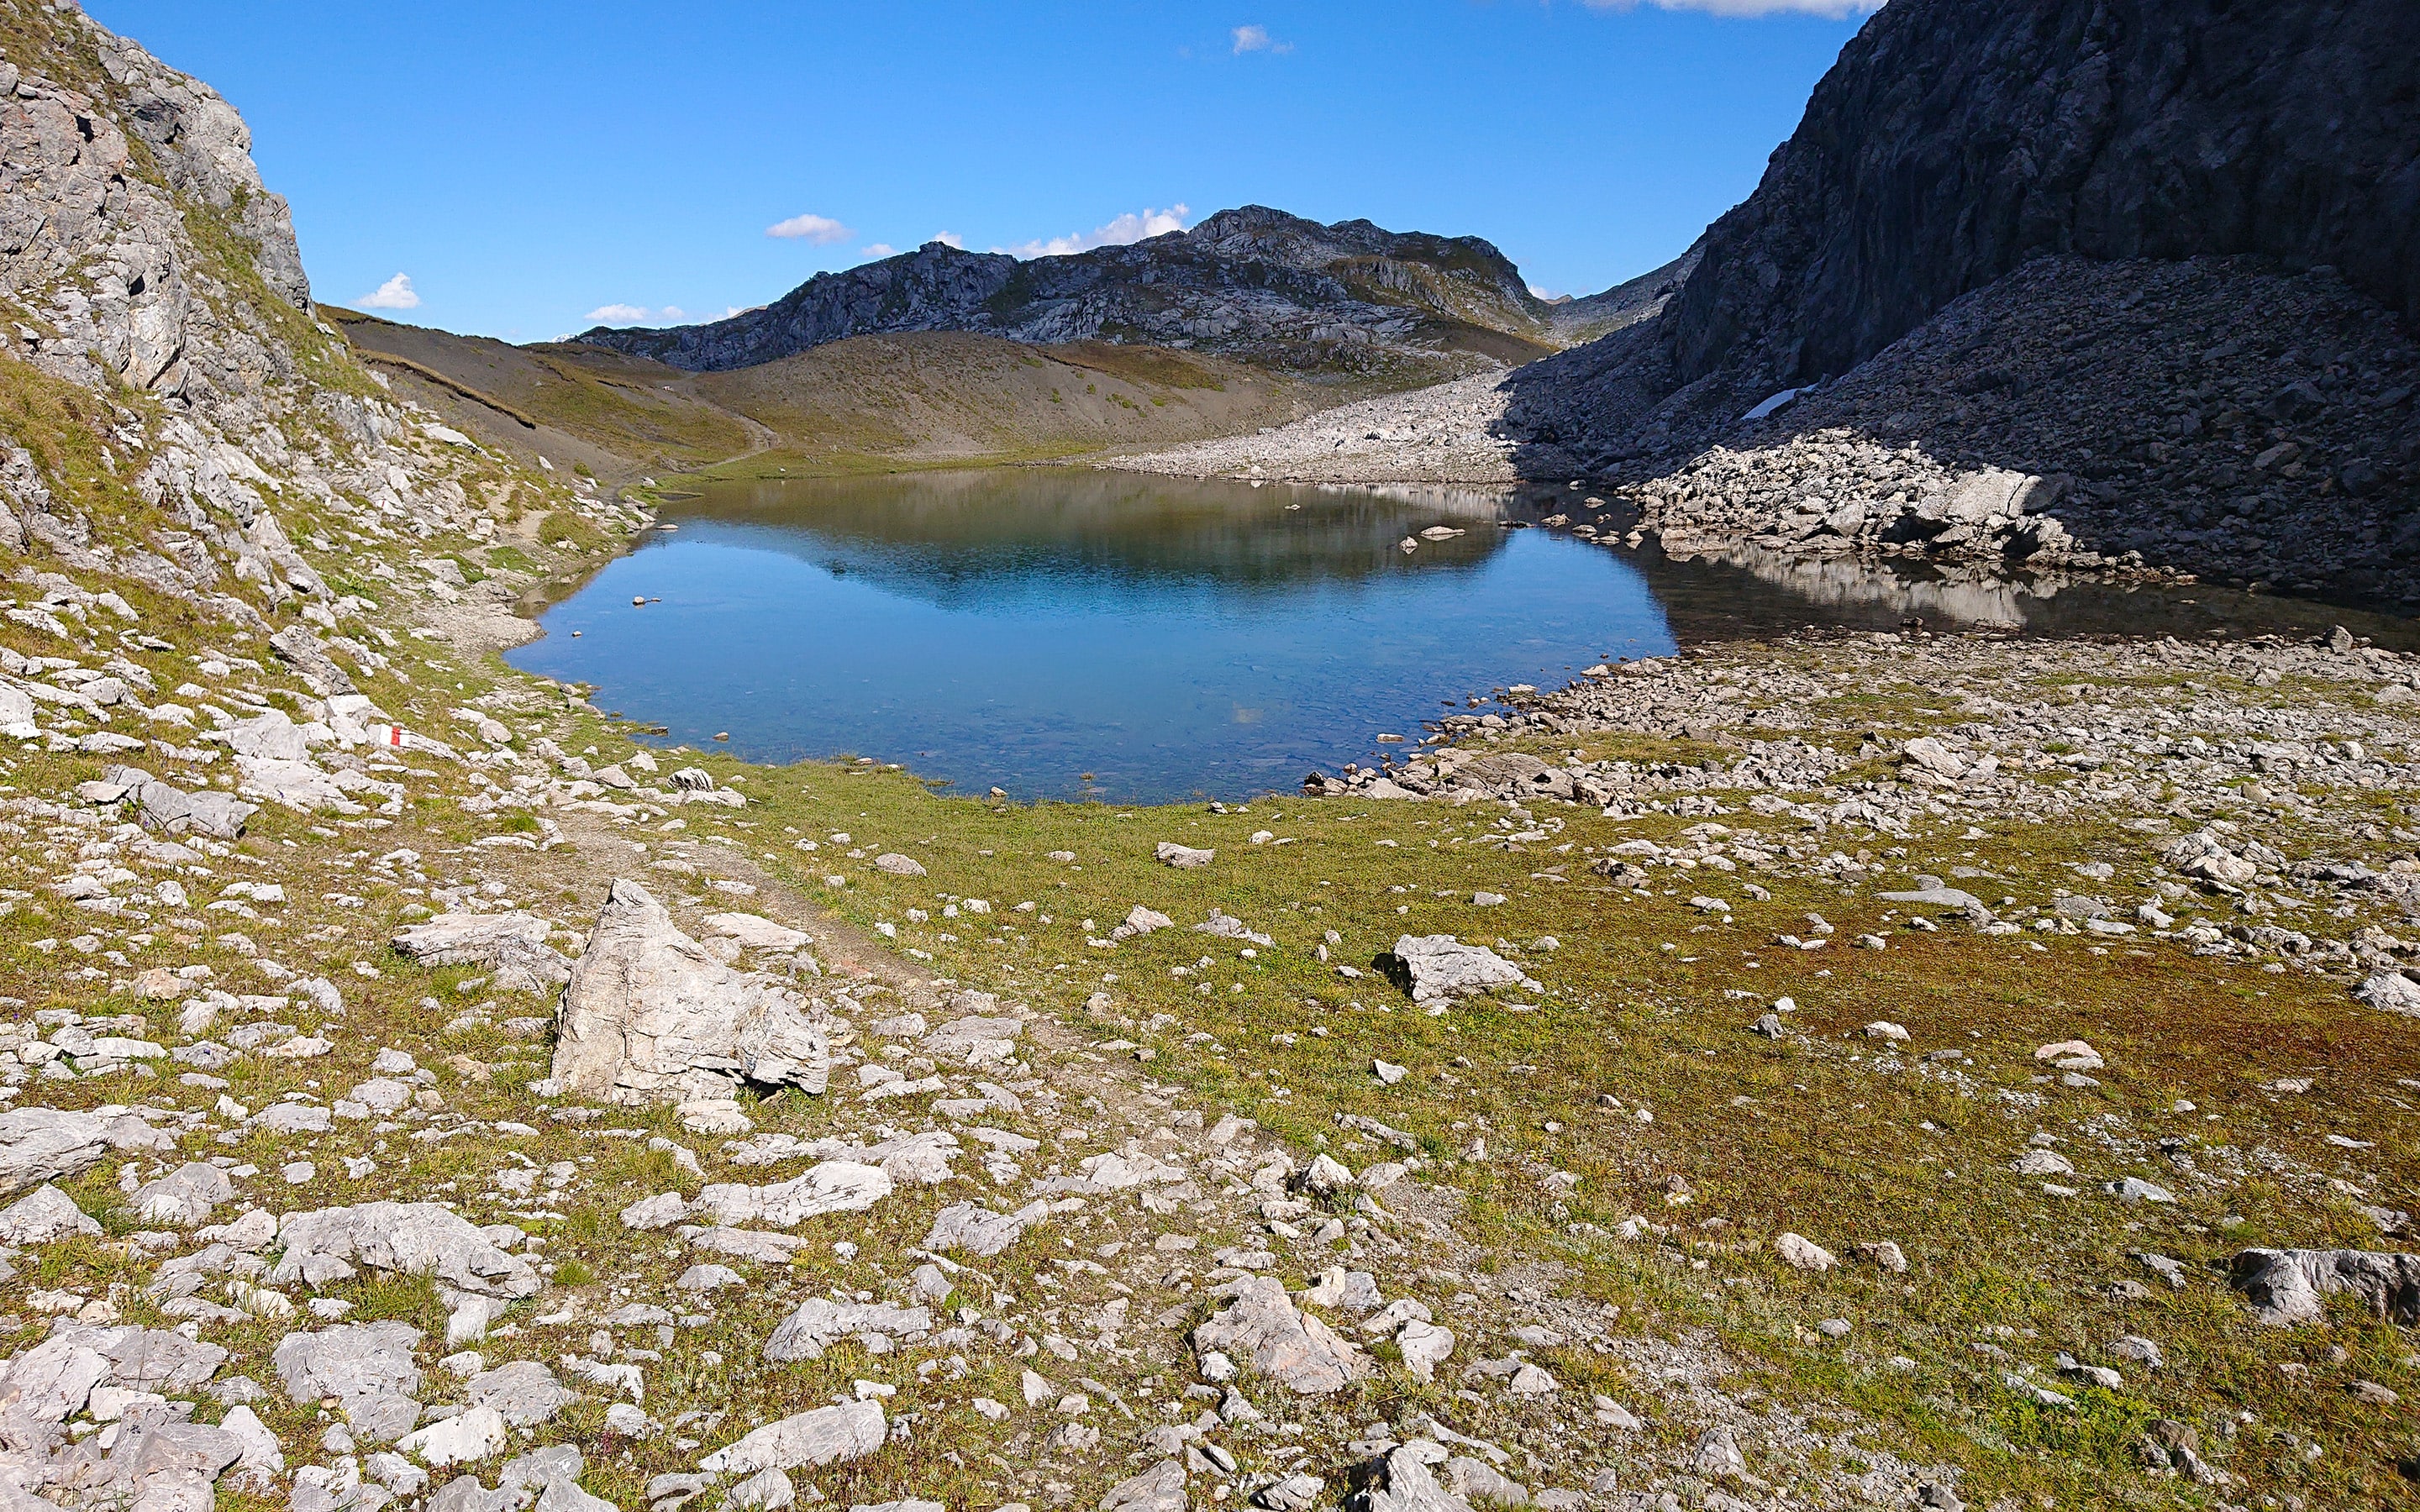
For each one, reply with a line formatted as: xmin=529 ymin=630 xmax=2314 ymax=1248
xmin=0 ymin=2 xmax=606 ymax=657
xmin=1667 ymin=0 xmax=2420 ymax=391
xmin=2 ymin=23 xmax=310 ymax=415
xmin=573 ymin=206 xmax=1562 ymax=376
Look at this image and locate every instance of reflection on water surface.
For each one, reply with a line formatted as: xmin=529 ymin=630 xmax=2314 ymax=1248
xmin=508 ymin=470 xmax=2409 ymax=801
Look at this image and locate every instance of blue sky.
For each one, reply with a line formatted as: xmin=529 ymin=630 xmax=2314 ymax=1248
xmin=85 ymin=1 xmax=1881 ymax=342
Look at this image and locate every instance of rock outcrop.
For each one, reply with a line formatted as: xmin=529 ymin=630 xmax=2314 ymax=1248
xmin=550 ymin=879 xmax=834 ymax=1104
xmin=2229 ymin=1246 xmax=2420 ymax=1325
xmin=1190 ymin=1275 xmax=1370 ymax=1395
xmin=1666 ymin=0 xmax=2420 ymax=391
xmin=0 ymin=1107 xmax=173 ymax=1199
xmin=1124 ymin=0 xmax=2420 ymax=602
xmin=269 ymin=1202 xmax=542 ymax=1299
xmin=1374 ymin=936 xmax=1534 ymax=1005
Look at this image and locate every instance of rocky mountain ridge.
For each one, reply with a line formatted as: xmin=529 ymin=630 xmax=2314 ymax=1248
xmin=1665 ymin=0 xmax=2420 ymax=396
xmin=1122 ymin=0 xmax=2420 ymax=606
xmin=572 ymin=206 xmax=1578 ymax=379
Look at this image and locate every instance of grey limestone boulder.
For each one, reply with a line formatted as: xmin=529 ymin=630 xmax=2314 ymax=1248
xmin=551 ymin=879 xmax=832 ymax=1105
xmin=688 ymin=1161 xmax=892 ymax=1229
xmin=762 ymin=1298 xmax=933 ymax=1361
xmin=2230 ymin=1247 xmax=2420 ymax=1326
xmin=0 ymin=1184 xmax=100 ymax=1243
xmin=465 ymin=1359 xmax=576 ymax=1426
xmin=1374 ymin=936 xmax=1531 ymax=1005
xmin=73 ymin=1409 xmax=245 ymax=1512
xmin=272 ymin=1320 xmax=424 ymax=1442
xmin=0 ymin=1107 xmax=174 ymax=1200
xmin=698 ymin=1400 xmax=885 ymax=1478
xmin=1102 ymin=1459 xmax=1188 ymax=1512
xmin=270 ymin=1202 xmax=540 ymax=1299
xmin=1191 ymin=1274 xmax=1370 ymax=1395
xmin=1344 ymin=1444 xmax=1475 ymax=1512
xmin=130 ymin=1163 xmax=234 ymax=1227
xmin=392 ymin=910 xmax=555 ymax=966
xmin=922 ymin=1199 xmax=1051 ymax=1257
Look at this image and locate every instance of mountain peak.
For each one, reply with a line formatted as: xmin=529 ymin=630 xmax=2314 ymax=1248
xmin=573 ymin=207 xmax=1559 ymax=376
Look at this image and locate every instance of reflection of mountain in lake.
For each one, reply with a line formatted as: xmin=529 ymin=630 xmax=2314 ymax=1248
xmin=660 ymin=470 xmax=1511 ymax=608
xmin=1659 ymin=541 xmax=2420 ymax=648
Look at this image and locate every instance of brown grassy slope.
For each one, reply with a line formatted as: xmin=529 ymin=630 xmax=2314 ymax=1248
xmin=327 ymin=307 xmax=751 ymax=478
xmin=330 ymin=313 xmax=1344 ymax=480
xmin=682 ymin=331 xmax=1329 ymax=477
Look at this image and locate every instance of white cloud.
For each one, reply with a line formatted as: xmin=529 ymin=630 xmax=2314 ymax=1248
xmin=1584 ymin=0 xmax=1885 ymax=16
xmin=582 ymin=302 xmax=713 ymax=326
xmin=860 ymin=243 xmax=899 ymax=259
xmin=1002 ymin=204 xmax=1191 ymax=260
xmin=765 ymin=212 xmax=855 ymax=244
xmin=1231 ymin=24 xmax=1292 ymax=54
xmin=357 ymin=273 xmax=419 ymax=310
xmin=930 ymin=231 xmax=966 ymax=249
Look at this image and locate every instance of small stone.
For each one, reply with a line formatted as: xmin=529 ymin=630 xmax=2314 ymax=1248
xmin=1855 ymin=1239 xmax=1907 ymax=1272
xmin=1691 ymin=1426 xmax=1746 ymax=1478
xmin=2107 ymin=1177 xmax=2175 ymax=1204
xmin=1506 ymin=1362 xmax=1558 ymax=1395
xmin=398 ymin=1404 xmax=508 ymax=1467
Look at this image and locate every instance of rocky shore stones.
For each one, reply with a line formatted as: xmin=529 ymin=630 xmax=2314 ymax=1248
xmin=1191 ymin=1274 xmax=1369 ymax=1394
xmin=699 ymin=1399 xmax=886 ymax=1477
xmin=0 ymin=1107 xmax=173 ymax=1199
xmin=551 ymin=879 xmax=833 ymax=1104
xmin=1375 ymin=936 xmax=1531 ymax=1005
xmin=1155 ymin=843 xmax=1214 ymax=869
xmin=2229 ymin=1247 xmax=2420 ymax=1326
xmin=274 ymin=1320 xmax=425 ymax=1442
xmin=873 ymin=853 xmax=926 ymax=877
xmin=269 ymin=1202 xmax=541 ymax=1298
